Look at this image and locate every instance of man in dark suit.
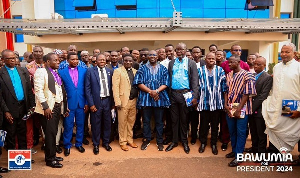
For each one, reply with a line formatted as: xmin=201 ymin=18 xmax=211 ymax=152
xmin=249 ymin=56 xmax=273 ymax=154
xmin=85 ymin=54 xmax=113 ymax=155
xmin=165 ymin=43 xmax=199 ymax=154
xmin=59 ymin=52 xmax=88 ymax=156
xmin=0 ymin=49 xmax=35 ymax=151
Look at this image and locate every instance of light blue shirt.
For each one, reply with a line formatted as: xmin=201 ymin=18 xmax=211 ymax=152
xmin=5 ymin=65 xmax=24 ymax=101
xmin=255 ymin=71 xmax=264 ymax=80
xmin=171 ymin=57 xmax=189 ymax=90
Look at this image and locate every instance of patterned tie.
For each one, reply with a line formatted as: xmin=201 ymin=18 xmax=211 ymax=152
xmin=100 ymin=68 xmax=108 ymax=96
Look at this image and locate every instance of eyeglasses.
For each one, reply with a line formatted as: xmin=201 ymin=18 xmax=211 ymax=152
xmin=233 ymin=49 xmax=242 ymax=52
xmin=148 ymin=54 xmax=157 ymax=57
xmin=140 ymin=54 xmax=148 ymax=56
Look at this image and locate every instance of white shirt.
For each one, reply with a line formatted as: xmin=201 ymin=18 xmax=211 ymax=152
xmin=160 ymin=58 xmax=170 ymax=69
xmin=97 ymin=66 xmax=110 ymax=97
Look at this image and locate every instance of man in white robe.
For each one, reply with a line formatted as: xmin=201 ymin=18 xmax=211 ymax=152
xmin=262 ymin=43 xmax=300 ymax=153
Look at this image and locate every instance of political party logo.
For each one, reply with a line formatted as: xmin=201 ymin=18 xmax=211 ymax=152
xmin=8 ymin=150 xmax=31 ymax=170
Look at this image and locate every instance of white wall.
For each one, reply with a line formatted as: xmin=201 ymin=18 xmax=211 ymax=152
xmin=34 ymin=0 xmax=54 ymax=19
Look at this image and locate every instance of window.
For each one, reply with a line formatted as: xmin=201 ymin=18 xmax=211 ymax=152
xmin=13 ymin=16 xmax=24 ymax=43
xmin=73 ymin=0 xmax=96 ymax=11
xmin=116 ymin=5 xmax=137 ymax=10
xmin=280 ymin=13 xmax=291 ymax=19
xmin=245 ymin=0 xmax=273 ymax=10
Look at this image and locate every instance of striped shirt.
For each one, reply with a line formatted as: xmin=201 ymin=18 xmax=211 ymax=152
xmin=226 ymin=69 xmax=256 ymax=115
xmin=133 ymin=63 xmax=170 ymax=108
xmin=197 ymin=65 xmax=227 ymax=111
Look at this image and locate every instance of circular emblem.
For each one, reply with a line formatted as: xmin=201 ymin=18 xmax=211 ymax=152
xmin=14 ymin=154 xmax=25 ymax=165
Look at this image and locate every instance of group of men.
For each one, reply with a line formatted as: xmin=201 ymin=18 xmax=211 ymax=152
xmin=0 ymin=41 xmax=299 ymax=172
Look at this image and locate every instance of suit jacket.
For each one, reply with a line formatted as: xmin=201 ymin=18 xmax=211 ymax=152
xmin=168 ymin=57 xmax=200 ymax=99
xmin=85 ymin=66 xmax=113 ymax=109
xmin=34 ymin=67 xmax=67 ymax=115
xmin=112 ymin=66 xmax=137 ymax=107
xmin=252 ymin=71 xmax=273 ymax=117
xmin=59 ymin=67 xmax=87 ymax=110
xmin=0 ymin=67 xmax=35 ymax=119
xmin=107 ymin=63 xmax=123 ymax=70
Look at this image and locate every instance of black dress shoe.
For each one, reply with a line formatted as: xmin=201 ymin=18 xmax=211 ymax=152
xmin=244 ymin=147 xmax=252 ymax=153
xmin=221 ymin=143 xmax=228 ymax=151
xmin=64 ymin=148 xmax=70 ymax=156
xmin=46 ymin=161 xmax=63 ymax=168
xmin=93 ymin=146 xmax=99 ymax=155
xmin=226 ymin=152 xmax=235 ymax=158
xmin=228 ymin=158 xmax=239 ymax=167
xmin=76 ymin=146 xmax=85 ymax=153
xmin=191 ymin=138 xmax=196 ymax=145
xmin=163 ymin=138 xmax=171 ymax=145
xmin=183 ymin=143 xmax=190 ymax=154
xmin=212 ymin=145 xmax=218 ymax=155
xmin=0 ymin=167 xmax=8 ymax=173
xmin=198 ymin=144 xmax=206 ymax=153
xmin=55 ymin=157 xmax=64 ymax=161
xmin=82 ymin=138 xmax=89 ymax=145
xmin=56 ymin=145 xmax=62 ymax=154
xmin=165 ymin=142 xmax=178 ymax=152
xmin=102 ymin=144 xmax=112 ymax=152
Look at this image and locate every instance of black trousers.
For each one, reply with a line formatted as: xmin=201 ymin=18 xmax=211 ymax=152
xmin=170 ymin=91 xmax=189 ymax=144
xmin=5 ymin=102 xmax=27 ymax=150
xmin=189 ymin=109 xmax=199 ymax=140
xmin=40 ymin=103 xmax=61 ymax=163
xmin=249 ymin=114 xmax=267 ymax=153
xmin=84 ymin=111 xmax=90 ymax=137
xmin=164 ymin=108 xmax=173 ymax=140
xmin=199 ymin=110 xmax=220 ymax=145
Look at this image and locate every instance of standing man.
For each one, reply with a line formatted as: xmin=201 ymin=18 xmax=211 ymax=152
xmin=249 ymin=57 xmax=272 ymax=154
xmin=224 ymin=54 xmax=256 ymax=167
xmin=134 ymin=50 xmax=170 ymax=151
xmin=107 ymin=51 xmax=123 ymax=71
xmin=59 ymin=45 xmax=87 ymax=70
xmin=197 ymin=52 xmax=227 ymax=155
xmin=139 ymin=48 xmax=149 ymax=66
xmin=247 ymin=54 xmax=257 ymax=73
xmin=192 ymin=46 xmax=205 ymax=68
xmin=85 ymin=54 xmax=113 ymax=155
xmin=166 ymin=43 xmax=199 ymax=154
xmin=34 ymin=53 xmax=68 ymax=168
xmin=112 ymin=54 xmax=138 ymax=151
xmin=216 ymin=50 xmax=226 ymax=67
xmin=220 ymin=44 xmax=249 ymax=74
xmin=93 ymin=49 xmax=101 ymax=56
xmin=161 ymin=44 xmax=174 ymax=145
xmin=59 ymin=52 xmax=88 ymax=156
xmin=0 ymin=49 xmax=35 ymax=151
xmin=81 ymin=51 xmax=92 ymax=68
xmin=262 ymin=43 xmax=300 ymax=154
xmin=131 ymin=50 xmax=140 ymax=63
xmin=209 ymin=44 xmax=218 ymax=53
xmin=157 ymin=48 xmax=166 ymax=62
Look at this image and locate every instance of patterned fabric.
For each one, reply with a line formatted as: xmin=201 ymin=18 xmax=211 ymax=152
xmin=58 ymin=60 xmax=87 ymax=70
xmin=48 ymin=67 xmax=62 ymax=86
xmin=5 ymin=66 xmax=24 ymax=101
xmin=171 ymin=57 xmax=189 ymax=90
xmin=226 ymin=69 xmax=256 ymax=115
xmin=53 ymin=49 xmax=63 ymax=55
xmin=197 ymin=65 xmax=227 ymax=111
xmin=68 ymin=66 xmax=78 ymax=87
xmin=133 ymin=63 xmax=170 ymax=108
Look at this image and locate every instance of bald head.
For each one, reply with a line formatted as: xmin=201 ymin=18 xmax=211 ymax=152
xmin=254 ymin=56 xmax=266 ymax=74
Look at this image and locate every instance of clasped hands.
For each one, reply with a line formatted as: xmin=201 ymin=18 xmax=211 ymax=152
xmin=149 ymin=90 xmax=159 ymax=101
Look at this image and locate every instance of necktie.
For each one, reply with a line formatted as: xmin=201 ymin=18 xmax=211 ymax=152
xmin=100 ymin=68 xmax=108 ymax=96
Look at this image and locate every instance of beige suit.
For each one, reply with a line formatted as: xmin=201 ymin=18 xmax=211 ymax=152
xmin=34 ymin=68 xmax=65 ymax=115
xmin=112 ymin=66 xmax=137 ymax=146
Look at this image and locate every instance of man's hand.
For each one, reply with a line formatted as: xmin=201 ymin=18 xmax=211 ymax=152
xmin=191 ymin=98 xmax=198 ymax=108
xmin=116 ymin=105 xmax=122 ymax=110
xmin=84 ymin=105 xmax=89 ymax=113
xmin=63 ymin=108 xmax=70 ymax=118
xmin=290 ymin=111 xmax=300 ymax=119
xmin=224 ymin=105 xmax=233 ymax=118
xmin=44 ymin=108 xmax=53 ymax=120
xmin=233 ymin=109 xmax=241 ymax=118
xmin=5 ymin=112 xmax=13 ymax=124
xmin=90 ymin=105 xmax=97 ymax=112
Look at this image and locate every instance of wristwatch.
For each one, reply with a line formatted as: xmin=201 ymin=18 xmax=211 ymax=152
xmin=156 ymin=89 xmax=159 ymax=94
